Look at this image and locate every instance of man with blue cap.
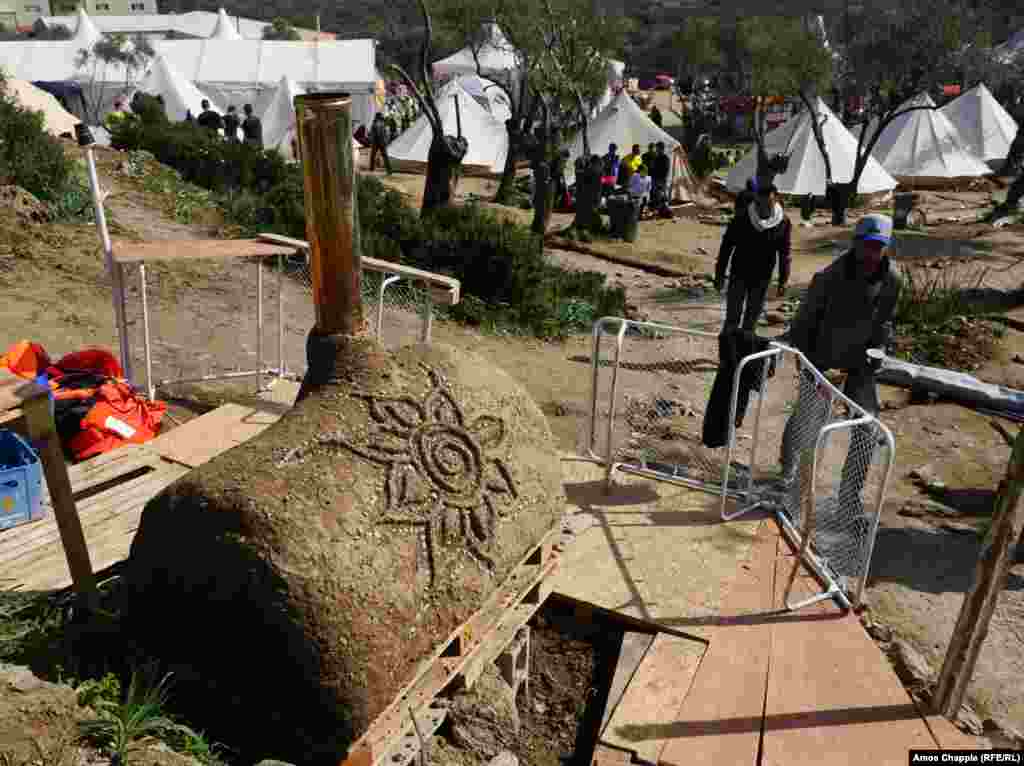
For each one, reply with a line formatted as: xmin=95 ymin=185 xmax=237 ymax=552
xmin=778 ymin=213 xmax=902 ymax=513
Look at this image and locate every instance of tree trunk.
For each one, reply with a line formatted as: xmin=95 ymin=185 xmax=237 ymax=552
xmin=531 ymin=161 xmax=551 ymax=235
xmin=494 ymin=126 xmax=522 ymax=204
xmin=1003 ymin=130 xmax=1024 ymax=178
xmin=572 ymin=158 xmax=602 ymax=236
xmin=422 ymin=134 xmax=468 ymax=214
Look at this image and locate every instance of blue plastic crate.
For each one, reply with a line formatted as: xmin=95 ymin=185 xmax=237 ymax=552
xmin=0 ymin=429 xmax=45 ymax=531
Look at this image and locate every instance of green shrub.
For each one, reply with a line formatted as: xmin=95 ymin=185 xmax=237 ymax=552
xmin=0 ymin=77 xmax=76 ymax=202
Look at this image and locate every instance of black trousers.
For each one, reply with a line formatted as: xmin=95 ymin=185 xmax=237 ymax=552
xmin=724 ymin=276 xmax=769 ymax=331
xmin=370 ymin=144 xmax=392 ymax=173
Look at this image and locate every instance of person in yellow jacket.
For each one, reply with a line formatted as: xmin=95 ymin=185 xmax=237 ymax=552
xmin=619 ymin=144 xmax=643 ymax=186
xmin=103 ymin=98 xmax=129 ymax=133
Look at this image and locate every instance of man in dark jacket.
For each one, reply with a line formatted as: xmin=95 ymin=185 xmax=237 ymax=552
xmin=650 ymin=142 xmax=671 ymax=210
xmin=715 ymin=179 xmax=791 ymax=331
xmin=369 ymin=113 xmax=392 ymax=174
xmin=241 ymin=104 xmax=263 ymax=148
xmin=196 ymin=100 xmax=223 ymax=133
xmin=222 ymin=105 xmax=240 ymax=142
xmin=778 ymin=213 xmax=902 ymax=514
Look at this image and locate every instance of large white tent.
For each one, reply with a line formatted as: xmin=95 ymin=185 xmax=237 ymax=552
xmin=387 ymin=78 xmax=508 ymax=174
xmin=137 ymin=55 xmax=219 ymax=123
xmin=71 ymin=6 xmax=102 ymax=47
xmin=566 ymin=89 xmax=694 ymax=201
xmin=726 ymin=97 xmax=897 ymax=196
xmin=940 ymin=83 xmax=1019 ymax=169
xmin=261 ymin=75 xmax=305 ymax=160
xmin=866 ymin=93 xmax=992 ymax=183
xmin=456 ymin=74 xmax=512 ymax=123
xmin=433 ymin=23 xmax=518 ymax=79
xmin=0 ymin=33 xmax=379 ymax=127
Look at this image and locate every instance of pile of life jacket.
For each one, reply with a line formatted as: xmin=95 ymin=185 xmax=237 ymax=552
xmin=0 ymin=341 xmax=167 ymax=462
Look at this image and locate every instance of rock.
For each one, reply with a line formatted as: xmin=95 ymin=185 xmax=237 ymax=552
xmin=1013 ymin=354 xmax=1024 ymax=364
xmin=0 ymin=185 xmax=50 ymax=225
xmin=446 ymin=665 xmax=519 ymax=758
xmin=0 ymin=663 xmax=49 ymax=694
xmin=866 ymin=622 xmax=893 ymax=643
xmin=908 ymin=465 xmax=936 ymax=483
xmin=488 ymin=751 xmax=519 ymax=766
xmin=123 ymin=339 xmax=564 ymax=765
xmin=889 ymin=639 xmax=933 ymax=690
xmin=695 ymin=247 xmax=708 ymax=255
xmin=534 ymin=701 xmax=548 ymax=714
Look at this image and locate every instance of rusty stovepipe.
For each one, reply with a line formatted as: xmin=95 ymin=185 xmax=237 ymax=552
xmin=294 ymin=92 xmax=364 ymax=337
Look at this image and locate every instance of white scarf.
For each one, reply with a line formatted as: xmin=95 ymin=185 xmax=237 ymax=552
xmin=748 ymin=201 xmax=784 ymax=232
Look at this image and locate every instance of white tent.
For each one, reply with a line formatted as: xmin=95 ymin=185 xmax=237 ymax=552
xmin=209 ymin=8 xmax=243 ymax=41
xmin=3 ymin=79 xmax=80 ymax=137
xmin=866 ymin=92 xmax=992 ymax=182
xmin=566 ymin=90 xmax=694 ymax=201
xmin=433 ymin=23 xmax=518 ymax=79
xmin=137 ymin=55 xmax=220 ymax=122
xmin=387 ymin=78 xmax=508 ymax=174
xmin=454 ymin=74 xmax=512 ymax=122
xmin=71 ymin=6 xmax=102 ymax=47
xmin=726 ymin=97 xmax=897 ymax=196
xmin=261 ymin=75 xmax=305 ymax=160
xmin=940 ymin=83 xmax=1019 ymax=168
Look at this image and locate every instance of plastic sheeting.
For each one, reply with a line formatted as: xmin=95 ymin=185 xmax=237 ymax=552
xmin=726 ymin=97 xmax=897 ymax=196
xmin=877 ymin=354 xmax=1024 ymax=414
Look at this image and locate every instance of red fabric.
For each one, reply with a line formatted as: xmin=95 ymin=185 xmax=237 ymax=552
xmin=53 ymin=348 xmax=123 ymax=379
xmin=68 ymin=381 xmax=167 ymax=461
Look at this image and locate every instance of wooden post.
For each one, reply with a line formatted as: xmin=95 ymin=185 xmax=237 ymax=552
xmin=294 ymin=92 xmax=364 ymax=336
xmin=21 ymin=391 xmax=98 ymax=610
xmin=933 ymin=426 xmax=1024 ymax=717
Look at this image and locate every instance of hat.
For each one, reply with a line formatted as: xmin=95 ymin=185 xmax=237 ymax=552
xmin=854 ymin=214 xmax=893 ymax=246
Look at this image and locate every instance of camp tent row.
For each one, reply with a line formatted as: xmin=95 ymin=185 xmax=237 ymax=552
xmin=727 ymin=84 xmax=1018 ymax=195
xmin=0 ymin=7 xmax=379 ymax=127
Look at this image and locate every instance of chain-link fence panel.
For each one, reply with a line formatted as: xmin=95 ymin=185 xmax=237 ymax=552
xmin=587 ymin=317 xmax=750 ymax=494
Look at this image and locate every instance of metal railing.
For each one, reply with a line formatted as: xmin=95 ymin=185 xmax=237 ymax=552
xmin=587 ymin=316 xmax=896 ymax=611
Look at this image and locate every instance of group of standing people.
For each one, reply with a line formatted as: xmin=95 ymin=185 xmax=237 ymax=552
xmin=599 ymin=141 xmax=672 ymax=216
xmin=188 ymin=100 xmax=263 ymax=148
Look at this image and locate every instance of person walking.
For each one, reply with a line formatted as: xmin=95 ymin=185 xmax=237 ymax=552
xmin=778 ymin=213 xmax=902 ymax=516
xmin=223 ymin=105 xmax=241 ymax=142
xmin=369 ymin=113 xmax=393 ymax=174
xmin=241 ymin=104 xmax=263 ymax=148
xmin=714 ymin=179 xmax=792 ymax=331
xmin=650 ymin=104 xmax=663 ymax=127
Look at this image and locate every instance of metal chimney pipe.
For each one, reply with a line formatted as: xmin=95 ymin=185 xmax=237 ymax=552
xmin=294 ymin=92 xmax=364 ymax=337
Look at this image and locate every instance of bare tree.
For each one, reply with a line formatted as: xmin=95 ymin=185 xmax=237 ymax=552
xmin=388 ymin=0 xmax=469 ymax=213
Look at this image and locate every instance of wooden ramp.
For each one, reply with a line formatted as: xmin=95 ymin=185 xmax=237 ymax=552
xmin=0 ymin=391 xmax=294 ymax=593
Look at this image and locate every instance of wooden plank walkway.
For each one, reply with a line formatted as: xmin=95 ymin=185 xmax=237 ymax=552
xmin=0 ymin=391 xmax=294 ymax=593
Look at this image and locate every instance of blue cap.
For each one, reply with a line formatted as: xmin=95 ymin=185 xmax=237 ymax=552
xmin=854 ymin=214 xmax=893 ymax=246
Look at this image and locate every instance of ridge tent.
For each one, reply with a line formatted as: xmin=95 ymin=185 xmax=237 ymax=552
xmin=261 ymin=75 xmax=305 ymax=160
xmin=566 ymin=89 xmax=695 ymax=202
xmin=209 ymin=8 xmax=243 ymax=41
xmin=387 ymin=78 xmax=508 ymax=175
xmin=940 ymin=83 xmax=1019 ymax=170
xmin=71 ymin=6 xmax=102 ymax=46
xmin=432 ymin=23 xmax=518 ymax=79
xmin=858 ymin=93 xmax=991 ymax=184
xmin=455 ymin=74 xmax=512 ymax=123
xmin=136 ymin=55 xmax=219 ymax=122
xmin=726 ymin=97 xmax=897 ymax=197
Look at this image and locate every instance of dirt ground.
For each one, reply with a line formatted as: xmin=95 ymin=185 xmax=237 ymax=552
xmin=4 ymin=140 xmax=1024 ymax=753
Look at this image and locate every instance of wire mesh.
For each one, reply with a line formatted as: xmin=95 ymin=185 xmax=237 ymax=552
xmin=588 ymin=317 xmax=748 ymax=492
xmin=120 ymin=252 xmax=442 ymax=396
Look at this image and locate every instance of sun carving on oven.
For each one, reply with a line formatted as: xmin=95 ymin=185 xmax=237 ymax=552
xmin=340 ymin=367 xmax=518 ymax=585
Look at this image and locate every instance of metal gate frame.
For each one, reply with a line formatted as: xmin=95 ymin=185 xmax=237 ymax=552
xmin=586 ymin=317 xmax=897 ymax=611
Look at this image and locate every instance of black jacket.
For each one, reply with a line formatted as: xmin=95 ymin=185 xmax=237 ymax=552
xmin=651 ymin=153 xmax=670 ymax=183
xmin=370 ymin=119 xmax=390 ymax=146
xmin=223 ymin=112 xmax=240 ymax=140
xmin=242 ymin=116 xmax=263 ymax=147
xmin=702 ymin=329 xmax=775 ymax=449
xmin=715 ymin=204 xmax=792 ymax=288
xmin=197 ymin=110 xmax=223 ymax=132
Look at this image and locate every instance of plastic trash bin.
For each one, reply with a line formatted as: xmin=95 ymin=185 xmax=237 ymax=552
xmin=0 ymin=429 xmax=45 ymax=531
xmin=893 ymin=192 xmax=920 ymax=229
xmin=605 ymin=195 xmax=628 ymax=238
xmin=607 ymin=195 xmax=640 ymax=242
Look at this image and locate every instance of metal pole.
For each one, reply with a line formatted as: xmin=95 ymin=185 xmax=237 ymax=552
xmin=454 ymin=94 xmax=462 ymax=139
xmin=139 ymin=263 xmax=154 ymax=401
xmin=420 ymin=281 xmax=433 ymax=344
xmin=256 ymin=257 xmax=264 ymax=392
xmin=603 ymin=319 xmax=629 ymax=492
xmin=278 ymin=254 xmax=285 ymax=379
xmin=378 ymin=275 xmax=400 ymax=340
xmin=82 ymin=143 xmax=133 ymax=386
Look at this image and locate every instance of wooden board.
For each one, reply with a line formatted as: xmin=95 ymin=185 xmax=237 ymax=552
xmin=600 ymin=632 xmax=705 ymax=763
xmin=111 ymin=238 xmax=294 ymax=264
xmin=1 ymin=461 xmax=190 ymax=592
xmin=148 ymin=403 xmax=282 ymax=468
xmin=658 ymin=521 xmax=777 ymax=766
xmin=600 ymin=631 xmax=656 ymax=735
xmin=760 ymin=536 xmax=938 ymax=765
xmin=40 ymin=444 xmax=161 ymax=505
